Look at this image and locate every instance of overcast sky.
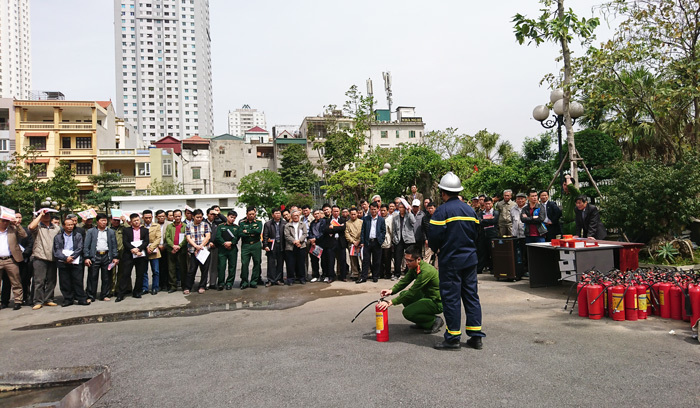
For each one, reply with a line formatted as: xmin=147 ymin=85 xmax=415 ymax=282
xmin=31 ymin=0 xmax=617 ymax=151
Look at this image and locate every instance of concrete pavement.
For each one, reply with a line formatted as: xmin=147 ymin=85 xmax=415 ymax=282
xmin=0 ymin=275 xmax=697 ymax=407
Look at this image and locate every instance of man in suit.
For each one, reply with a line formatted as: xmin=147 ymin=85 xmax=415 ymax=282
xmin=406 ymin=185 xmax=424 ymax=210
xmin=84 ymin=213 xmax=119 ymax=301
xmin=263 ymin=208 xmax=286 ymax=286
xmin=141 ymin=210 xmax=162 ymax=295
xmin=539 ymin=191 xmax=562 ymax=241
xmin=0 ymin=215 xmax=28 ymax=310
xmin=1 ymin=212 xmax=32 ymax=308
xmin=575 ymin=195 xmax=607 ymax=240
xmin=358 ymin=202 xmax=386 ymax=283
xmin=283 ymin=210 xmax=308 ymax=284
xmin=164 ymin=209 xmax=187 ymax=293
xmin=325 ymin=205 xmax=347 ymax=282
xmin=477 ymin=197 xmax=500 ymax=274
xmin=205 ymin=208 xmax=220 ymax=289
xmin=53 ymin=218 xmax=88 ymax=307
xmin=344 ymin=207 xmax=363 ymax=281
xmin=117 ymin=213 xmax=149 ymax=302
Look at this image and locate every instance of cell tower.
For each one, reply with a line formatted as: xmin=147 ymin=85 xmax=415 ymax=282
xmin=382 ymin=71 xmax=393 ymax=113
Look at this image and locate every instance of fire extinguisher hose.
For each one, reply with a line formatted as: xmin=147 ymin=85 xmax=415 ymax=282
xmin=351 ymin=297 xmax=387 ymax=323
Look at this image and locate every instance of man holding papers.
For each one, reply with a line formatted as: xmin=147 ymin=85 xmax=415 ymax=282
xmin=117 ymin=213 xmax=149 ymax=302
xmin=53 ymin=218 xmax=88 ymax=307
xmin=165 ymin=209 xmax=187 ymax=293
xmin=185 ymin=209 xmax=211 ymax=294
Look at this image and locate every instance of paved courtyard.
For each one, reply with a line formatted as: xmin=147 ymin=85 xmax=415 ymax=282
xmin=0 ymin=274 xmax=697 ymax=407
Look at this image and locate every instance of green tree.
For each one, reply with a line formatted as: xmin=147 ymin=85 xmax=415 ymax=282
xmin=286 ymin=192 xmax=314 ymax=209
xmin=0 ymin=147 xmax=45 ymax=214
xmin=603 ymin=153 xmax=700 ymax=243
xmin=43 ymin=160 xmax=80 ymax=211
xmin=148 ymin=179 xmax=186 ymax=195
xmin=238 ymin=170 xmax=287 ymax=218
xmin=85 ymin=172 xmax=127 ymax=212
xmin=279 ymin=144 xmax=316 ymax=194
xmin=375 ymin=145 xmax=447 ymax=202
xmin=324 ymin=168 xmax=379 ymax=208
xmin=422 ymin=127 xmax=474 ymax=159
xmin=572 ymin=1 xmax=700 ymax=163
xmin=469 ymin=129 xmax=515 ymax=163
xmin=513 ymin=0 xmax=600 ymax=184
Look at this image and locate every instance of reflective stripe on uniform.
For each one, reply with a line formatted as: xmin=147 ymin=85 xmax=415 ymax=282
xmin=465 ymin=326 xmax=482 ymax=331
xmin=446 ymin=328 xmax=461 ymax=336
xmin=430 ymin=216 xmax=480 ymax=226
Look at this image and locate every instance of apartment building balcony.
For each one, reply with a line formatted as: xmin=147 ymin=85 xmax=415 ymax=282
xmin=18 ymin=122 xmax=95 ymax=131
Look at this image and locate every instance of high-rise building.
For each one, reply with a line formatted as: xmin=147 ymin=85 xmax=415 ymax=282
xmin=0 ymin=0 xmax=31 ymax=99
xmin=114 ymin=0 xmax=213 ymax=146
xmin=228 ymin=104 xmax=266 ymax=136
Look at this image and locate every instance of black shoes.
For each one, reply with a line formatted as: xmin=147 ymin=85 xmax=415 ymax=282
xmin=115 ymin=296 xmax=124 ymax=302
xmin=141 ymin=289 xmax=149 ymax=295
xmin=77 ymin=300 xmax=90 ymax=306
xmin=372 ymin=278 xmax=378 ymax=283
xmin=355 ymin=279 xmax=367 ymax=284
xmin=151 ymin=289 xmax=158 ymax=295
xmin=168 ymin=288 xmax=177 ymax=293
xmin=13 ymin=304 xmax=21 ymax=310
xmin=217 ymin=285 xmax=224 ymax=291
xmin=61 ymin=301 xmax=73 ymax=307
xmin=225 ymin=285 xmax=233 ymax=290
xmin=433 ymin=340 xmax=460 ymax=350
xmin=133 ymin=293 xmax=142 ymax=299
xmin=424 ymin=316 xmax=444 ymax=334
xmin=466 ymin=337 xmax=483 ymax=350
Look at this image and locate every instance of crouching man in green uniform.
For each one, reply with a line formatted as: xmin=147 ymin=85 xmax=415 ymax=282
xmin=238 ymin=207 xmax=263 ymax=289
xmin=377 ymin=244 xmax=444 ymax=334
xmin=215 ymin=211 xmax=240 ymax=290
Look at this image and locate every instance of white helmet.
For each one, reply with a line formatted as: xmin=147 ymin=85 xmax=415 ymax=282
xmin=438 ymin=172 xmax=463 ymax=192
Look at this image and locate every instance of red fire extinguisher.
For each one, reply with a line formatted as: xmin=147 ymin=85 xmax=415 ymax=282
xmin=689 ymin=283 xmax=700 ymax=328
xmin=624 ymin=284 xmax=638 ymax=321
xmin=376 ymin=304 xmax=389 ymax=342
xmin=636 ymin=284 xmax=647 ymax=320
xmin=610 ymin=285 xmax=625 ymax=321
xmin=651 ymin=282 xmax=661 ymax=316
xmin=669 ymin=284 xmax=683 ymax=320
xmin=680 ymin=282 xmax=690 ymax=322
xmin=577 ymin=282 xmax=589 ymax=317
xmin=602 ymin=281 xmax=612 ymax=317
xmin=659 ymin=282 xmax=671 ymax=318
xmin=587 ymin=284 xmax=604 ymax=320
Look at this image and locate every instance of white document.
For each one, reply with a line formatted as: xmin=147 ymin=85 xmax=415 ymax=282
xmin=19 ymin=244 xmax=25 ymax=253
xmin=131 ymin=240 xmax=145 ymax=258
xmin=178 ymin=233 xmax=186 ymax=244
xmin=196 ymin=247 xmax=210 ymax=264
xmin=62 ymin=249 xmax=80 ymax=264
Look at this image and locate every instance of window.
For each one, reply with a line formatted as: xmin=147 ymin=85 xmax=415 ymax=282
xmin=163 ymin=159 xmax=172 ymax=176
xmin=28 ymin=137 xmax=47 ymax=150
xmin=380 ymin=130 xmax=388 ymax=139
xmin=192 ymin=189 xmax=202 ymax=195
xmin=224 ymin=170 xmax=232 ymax=178
xmin=62 ymin=137 xmax=71 ymax=149
xmin=409 ymin=130 xmax=416 ymax=138
xmin=29 ymin=163 xmax=47 ymax=178
xmin=396 ymin=130 xmax=400 ymax=138
xmin=76 ymin=137 xmax=92 ymax=149
xmin=137 ymin=162 xmax=151 ymax=176
xmin=0 ymin=139 xmax=8 ymax=151
xmin=76 ymin=162 xmax=92 ymax=175
xmin=192 ymin=167 xmax=201 ymax=180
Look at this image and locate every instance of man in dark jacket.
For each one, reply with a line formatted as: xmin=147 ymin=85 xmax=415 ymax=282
xmin=477 ymin=197 xmax=500 ymax=274
xmin=83 ymin=213 xmax=119 ymax=301
xmin=307 ymin=209 xmax=324 ymax=282
xmin=117 ymin=213 xmax=150 ymax=302
xmin=520 ymin=190 xmax=547 ymax=244
xmin=574 ymin=195 xmax=607 ymax=240
xmin=263 ymin=208 xmax=286 ymax=286
xmin=53 ymin=218 xmax=88 ymax=307
xmin=358 ymin=202 xmax=385 ymax=283
xmin=539 ymin=190 xmax=562 ymax=241
xmin=319 ymin=205 xmax=346 ymax=282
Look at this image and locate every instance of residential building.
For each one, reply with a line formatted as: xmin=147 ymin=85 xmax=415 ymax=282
xmin=271 ymin=124 xmax=298 ymax=139
xmin=181 ymin=134 xmax=211 ymax=194
xmin=98 ymin=146 xmax=180 ymax=196
xmin=228 ymin=105 xmax=266 ymax=137
xmin=0 ymin=98 xmax=14 ymax=160
xmin=13 ymin=100 xmax=119 ymax=198
xmin=369 ymin=106 xmax=425 ymax=149
xmin=0 ymin=0 xmax=31 ymax=99
xmin=209 ymin=133 xmax=244 ymax=194
xmin=113 ymin=0 xmax=214 ymax=145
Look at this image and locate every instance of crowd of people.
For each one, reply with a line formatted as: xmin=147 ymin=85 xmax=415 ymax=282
xmin=0 ymin=174 xmax=603 ymax=317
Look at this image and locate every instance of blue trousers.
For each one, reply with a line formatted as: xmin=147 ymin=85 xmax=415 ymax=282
xmin=142 ymin=258 xmax=160 ymax=291
xmin=439 ymin=264 xmax=485 ymax=342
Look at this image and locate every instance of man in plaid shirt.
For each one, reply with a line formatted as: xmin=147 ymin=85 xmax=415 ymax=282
xmin=185 ymin=209 xmax=211 ymax=294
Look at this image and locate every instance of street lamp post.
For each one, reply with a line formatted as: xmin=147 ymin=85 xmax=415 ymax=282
xmin=533 ymin=89 xmax=584 ymax=185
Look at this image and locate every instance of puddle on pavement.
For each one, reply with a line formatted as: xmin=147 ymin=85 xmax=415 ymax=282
xmin=0 ymin=383 xmax=82 ymax=407
xmin=14 ymin=287 xmax=363 ymax=331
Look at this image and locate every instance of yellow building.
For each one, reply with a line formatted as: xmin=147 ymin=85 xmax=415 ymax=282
xmin=14 ymin=100 xmax=118 ymax=198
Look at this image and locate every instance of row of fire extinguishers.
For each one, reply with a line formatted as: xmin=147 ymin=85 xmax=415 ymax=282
xmin=565 ymin=269 xmax=700 ymax=328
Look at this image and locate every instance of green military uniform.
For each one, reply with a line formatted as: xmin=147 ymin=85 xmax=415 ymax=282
xmin=390 ymin=260 xmax=443 ymax=330
xmin=215 ymin=222 xmax=240 ymax=289
xmin=238 ymin=218 xmax=263 ymax=289
xmin=561 ymin=183 xmax=581 ymax=235
xmin=109 ymin=223 xmax=125 ymax=295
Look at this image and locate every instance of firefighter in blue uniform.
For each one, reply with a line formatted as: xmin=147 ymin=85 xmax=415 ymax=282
xmin=428 ymin=172 xmax=486 ymax=350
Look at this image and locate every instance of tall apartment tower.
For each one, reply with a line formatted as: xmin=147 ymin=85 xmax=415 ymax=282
xmin=114 ymin=0 xmax=213 ymax=146
xmin=0 ymin=0 xmax=31 ymax=99
xmin=228 ymin=104 xmax=266 ymax=136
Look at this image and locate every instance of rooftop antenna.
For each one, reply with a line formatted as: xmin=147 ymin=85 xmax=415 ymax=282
xmin=382 ymin=71 xmax=393 ymax=113
xmin=366 ymin=78 xmax=373 ymax=99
